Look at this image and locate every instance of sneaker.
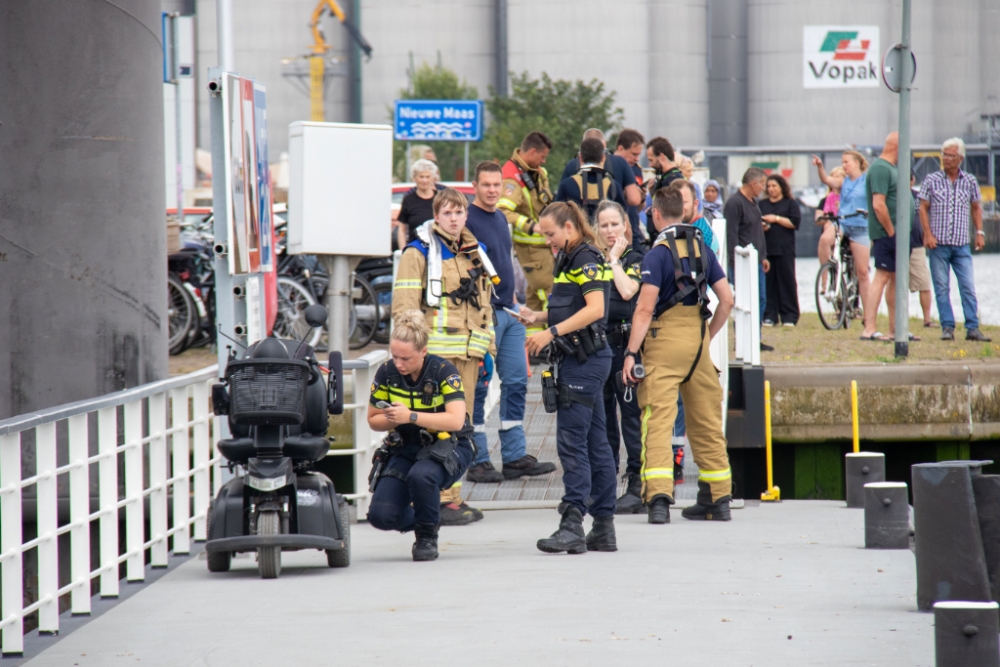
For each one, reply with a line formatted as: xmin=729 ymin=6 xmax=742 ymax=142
xmin=458 ymin=501 xmax=484 ymax=522
xmin=782 ymin=322 xmax=796 ymax=327
xmin=760 ymin=342 xmax=775 ymax=352
xmin=439 ymin=502 xmax=476 ymax=526
xmin=466 ymin=461 xmax=504 ymax=483
xmin=966 ymin=329 xmax=993 ymax=342
xmin=762 ymin=319 xmax=775 ymax=328
xmin=502 ymin=455 xmax=557 ymax=480
xmin=941 ymin=326 xmax=955 ymax=341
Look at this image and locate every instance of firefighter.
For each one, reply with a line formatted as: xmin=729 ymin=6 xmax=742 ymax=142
xmin=522 ymin=201 xmax=617 ymax=554
xmin=366 ymin=310 xmax=476 ymax=561
xmin=392 ymin=187 xmax=496 ymax=525
xmin=622 ymin=187 xmax=735 ymax=524
xmin=498 ymin=131 xmax=555 ymax=332
xmin=591 ymin=201 xmax=646 ymax=514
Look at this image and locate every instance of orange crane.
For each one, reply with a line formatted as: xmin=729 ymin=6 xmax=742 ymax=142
xmin=308 ymin=0 xmax=372 ymax=121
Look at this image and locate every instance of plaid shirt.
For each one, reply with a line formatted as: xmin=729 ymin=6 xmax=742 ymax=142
xmin=918 ymin=169 xmax=981 ymax=246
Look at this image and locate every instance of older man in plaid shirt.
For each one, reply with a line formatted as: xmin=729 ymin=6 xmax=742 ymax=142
xmin=918 ymin=138 xmax=991 ymax=342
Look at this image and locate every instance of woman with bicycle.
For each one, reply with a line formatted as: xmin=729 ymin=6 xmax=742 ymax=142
xmin=812 ymin=151 xmax=872 ymax=322
xmin=760 ymin=174 xmax=802 ymax=326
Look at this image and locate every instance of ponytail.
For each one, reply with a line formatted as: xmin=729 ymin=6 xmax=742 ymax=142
xmin=539 ymin=201 xmax=598 ymax=248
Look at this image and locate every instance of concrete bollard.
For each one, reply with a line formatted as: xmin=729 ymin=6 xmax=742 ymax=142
xmin=864 ymin=482 xmax=910 ymax=549
xmin=933 ymin=601 xmax=1000 ymax=667
xmin=846 ymin=452 xmax=885 ymax=508
xmin=912 ymin=461 xmax=995 ymax=611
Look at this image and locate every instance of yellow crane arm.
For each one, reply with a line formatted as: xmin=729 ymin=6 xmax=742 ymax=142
xmin=309 ymin=0 xmax=346 ymax=55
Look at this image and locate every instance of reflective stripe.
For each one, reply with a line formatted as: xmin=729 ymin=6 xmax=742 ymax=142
xmin=474 ymin=424 xmax=487 ymax=433
xmin=671 ymin=435 xmax=687 ymax=446
xmin=512 ymin=230 xmax=547 ymax=245
xmin=499 ymin=420 xmax=522 ymax=431
xmin=536 ymin=289 xmax=549 ymax=309
xmin=698 ymin=468 xmax=732 ymax=482
xmin=497 ymin=198 xmax=517 ymax=211
xmin=393 ymin=279 xmax=423 ymax=290
xmin=641 ymin=468 xmax=674 ymax=480
xmin=467 ymin=329 xmax=491 ymax=356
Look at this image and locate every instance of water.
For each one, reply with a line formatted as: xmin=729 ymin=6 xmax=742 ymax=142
xmin=792 ymin=254 xmax=1000 ymax=326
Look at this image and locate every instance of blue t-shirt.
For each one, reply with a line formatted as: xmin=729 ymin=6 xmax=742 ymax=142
xmin=464 ymin=203 xmax=516 ymax=309
xmin=561 ymin=153 xmax=634 ymax=197
xmin=840 ymin=173 xmax=867 ymax=223
xmin=641 ymin=238 xmax=726 ymax=315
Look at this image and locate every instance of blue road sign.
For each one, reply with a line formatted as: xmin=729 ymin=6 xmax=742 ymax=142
xmin=394 ymin=100 xmax=483 ymax=142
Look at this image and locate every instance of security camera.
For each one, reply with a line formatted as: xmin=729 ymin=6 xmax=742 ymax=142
xmin=233 ymin=324 xmax=247 ymax=337
xmin=214 ymin=242 xmax=227 ymax=256
xmin=208 ymin=79 xmax=221 ymax=94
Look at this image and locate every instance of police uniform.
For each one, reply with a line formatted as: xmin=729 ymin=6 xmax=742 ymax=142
xmin=601 ymin=246 xmax=645 ymax=513
xmin=536 ymin=242 xmax=617 ymax=554
xmin=635 ymin=225 xmax=732 ymax=519
xmin=498 ymin=149 xmax=553 ymax=321
xmin=365 ymin=356 xmax=476 ymax=558
xmin=554 ymin=166 xmax=628 ymax=221
xmin=392 ymin=221 xmax=495 ymax=510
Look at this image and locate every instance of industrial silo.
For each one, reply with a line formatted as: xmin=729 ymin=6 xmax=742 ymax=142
xmin=647 ymin=0 xmax=709 ymax=146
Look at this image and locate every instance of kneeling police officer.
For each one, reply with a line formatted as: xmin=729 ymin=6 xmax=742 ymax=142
xmin=367 ymin=311 xmax=476 ymax=561
xmin=623 ymin=187 xmax=735 ymax=524
xmin=522 ymin=201 xmax=617 ymax=554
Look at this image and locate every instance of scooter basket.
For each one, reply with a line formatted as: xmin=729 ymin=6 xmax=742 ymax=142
xmin=225 ymin=359 xmax=310 ymax=426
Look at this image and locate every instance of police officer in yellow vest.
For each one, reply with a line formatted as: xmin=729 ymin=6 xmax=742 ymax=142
xmin=498 ymin=131 xmax=554 ymax=329
xmin=622 ymin=187 xmax=736 ymax=524
xmin=392 ymin=187 xmax=496 ymax=525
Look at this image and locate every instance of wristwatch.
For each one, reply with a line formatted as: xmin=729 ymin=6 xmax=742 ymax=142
xmin=548 ymin=326 xmax=559 ymax=337
xmin=409 ymin=412 xmax=418 ymax=423
xmin=624 ymin=350 xmax=639 ymax=359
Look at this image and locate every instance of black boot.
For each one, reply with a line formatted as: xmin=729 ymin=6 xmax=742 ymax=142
xmin=537 ymin=506 xmax=587 ymax=554
xmin=585 ymin=516 xmax=617 ymax=552
xmin=681 ymin=482 xmax=732 ymax=521
xmin=412 ymin=523 xmax=440 ymax=561
xmin=647 ymin=495 xmax=673 ymax=524
xmin=615 ymin=472 xmax=644 ymax=515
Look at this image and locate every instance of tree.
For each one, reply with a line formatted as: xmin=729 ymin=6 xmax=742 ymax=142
xmin=391 ymin=63 xmax=479 ymax=182
xmin=483 ymin=72 xmax=624 ymax=178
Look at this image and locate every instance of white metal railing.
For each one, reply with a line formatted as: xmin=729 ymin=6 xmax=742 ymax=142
xmin=0 ymin=366 xmax=221 ymax=655
xmin=0 ymin=350 xmax=393 ymax=655
xmin=733 ymin=245 xmax=761 ymax=366
xmin=710 ymin=218 xmax=730 ymax=431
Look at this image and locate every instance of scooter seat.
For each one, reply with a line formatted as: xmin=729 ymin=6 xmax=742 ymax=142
xmin=217 ymin=437 xmax=255 ymax=462
xmin=283 ymin=435 xmax=330 ymax=462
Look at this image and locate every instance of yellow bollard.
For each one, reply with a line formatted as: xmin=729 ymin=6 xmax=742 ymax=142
xmin=851 ymin=380 xmax=860 ymax=454
xmin=761 ymin=380 xmax=781 ymax=502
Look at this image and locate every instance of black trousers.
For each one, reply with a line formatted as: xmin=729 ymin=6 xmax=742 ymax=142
xmin=764 ymin=254 xmax=800 ymax=325
xmin=603 ymin=345 xmax=643 ymax=477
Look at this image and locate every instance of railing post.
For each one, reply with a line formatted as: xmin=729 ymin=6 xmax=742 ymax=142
xmin=97 ymin=406 xmax=119 ymax=597
xmin=0 ymin=432 xmax=24 ymax=654
xmin=124 ymin=400 xmax=145 ymax=581
xmin=192 ymin=381 xmax=210 ymax=541
xmin=149 ymin=393 xmax=168 ymax=567
xmin=352 ymin=363 xmax=373 ymax=519
xmin=35 ymin=423 xmax=58 ymax=632
xmin=68 ymin=414 xmax=91 ymax=614
xmin=171 ymin=387 xmax=191 ymax=554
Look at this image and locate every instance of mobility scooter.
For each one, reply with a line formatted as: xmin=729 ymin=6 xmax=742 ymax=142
xmin=206 ymin=305 xmax=350 ymax=578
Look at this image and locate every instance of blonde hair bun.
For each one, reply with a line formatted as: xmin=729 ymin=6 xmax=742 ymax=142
xmin=391 ymin=309 xmax=430 ymax=349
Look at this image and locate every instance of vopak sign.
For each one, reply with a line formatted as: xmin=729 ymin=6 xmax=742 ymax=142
xmin=803 ymin=26 xmax=880 ymax=89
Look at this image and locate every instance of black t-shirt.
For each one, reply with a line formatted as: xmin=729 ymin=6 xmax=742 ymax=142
xmin=641 ymin=239 xmax=726 ymax=315
xmin=398 ymin=191 xmax=436 ymax=243
xmin=759 ymin=197 xmax=802 ymax=257
xmin=723 ymin=190 xmax=767 ymax=267
xmin=645 ymin=168 xmax=685 ymax=239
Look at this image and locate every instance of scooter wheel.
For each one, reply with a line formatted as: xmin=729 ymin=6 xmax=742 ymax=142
xmin=326 ymin=500 xmax=351 ymax=568
xmin=206 ymin=504 xmax=231 ymax=572
xmin=257 ymin=511 xmax=282 ymax=579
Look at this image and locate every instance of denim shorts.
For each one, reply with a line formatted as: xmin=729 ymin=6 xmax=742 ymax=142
xmin=841 ymin=223 xmax=870 ymax=248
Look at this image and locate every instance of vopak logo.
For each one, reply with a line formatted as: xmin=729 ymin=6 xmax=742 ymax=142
xmin=803 ymin=26 xmax=879 ymax=89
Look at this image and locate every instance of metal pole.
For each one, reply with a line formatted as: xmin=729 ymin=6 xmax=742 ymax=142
xmin=894 ymin=0 xmax=913 ymax=358
xmin=172 ymin=14 xmax=185 ymax=217
xmin=495 ymin=0 xmax=508 ymax=97
xmin=405 ymin=140 xmax=412 ymax=180
xmin=350 ymin=0 xmax=363 ymax=123
xmin=216 ymin=0 xmax=234 ymax=71
xmin=464 ymin=141 xmax=470 ymax=181
xmin=323 ymin=255 xmax=352 ymax=354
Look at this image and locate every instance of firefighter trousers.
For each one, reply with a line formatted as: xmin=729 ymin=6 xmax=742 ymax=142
xmin=439 ymin=355 xmax=480 ymax=505
xmin=513 ymin=242 xmax=554 ymax=315
xmin=637 ymin=305 xmax=731 ymax=502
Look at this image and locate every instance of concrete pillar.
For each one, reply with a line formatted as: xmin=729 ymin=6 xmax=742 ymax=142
xmin=933 ymin=602 xmax=1000 ymax=667
xmin=0 ymin=1 xmax=168 ymax=418
xmin=846 ymin=452 xmax=886 ymax=508
xmin=864 ymin=482 xmax=909 ymax=549
xmin=708 ymin=0 xmax=748 ymax=146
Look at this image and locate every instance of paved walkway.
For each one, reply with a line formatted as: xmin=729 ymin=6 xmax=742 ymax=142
xmin=21 ymin=502 xmax=930 ymax=666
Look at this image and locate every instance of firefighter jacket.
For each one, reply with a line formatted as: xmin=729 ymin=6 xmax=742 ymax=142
xmin=498 ymin=149 xmax=553 ymax=247
xmin=392 ymin=222 xmax=495 ymax=360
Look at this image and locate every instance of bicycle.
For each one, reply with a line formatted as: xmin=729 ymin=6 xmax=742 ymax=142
xmin=814 ymin=210 xmax=867 ymax=330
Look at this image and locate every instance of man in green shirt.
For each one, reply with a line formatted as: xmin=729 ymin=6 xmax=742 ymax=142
xmin=861 ymin=132 xmax=915 ymax=341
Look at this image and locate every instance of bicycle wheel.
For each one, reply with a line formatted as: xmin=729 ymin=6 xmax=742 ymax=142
xmin=815 ymin=262 xmax=847 ymax=330
xmin=349 ymin=275 xmax=379 ymax=350
xmin=844 ymin=260 xmax=862 ymax=326
xmin=274 ymin=277 xmax=323 ymax=347
xmin=168 ymin=274 xmax=194 ymax=355
xmin=370 ymin=276 xmax=392 ymax=344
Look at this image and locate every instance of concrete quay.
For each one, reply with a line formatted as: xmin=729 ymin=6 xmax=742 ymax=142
xmin=15 ymin=503 xmax=930 ymax=667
